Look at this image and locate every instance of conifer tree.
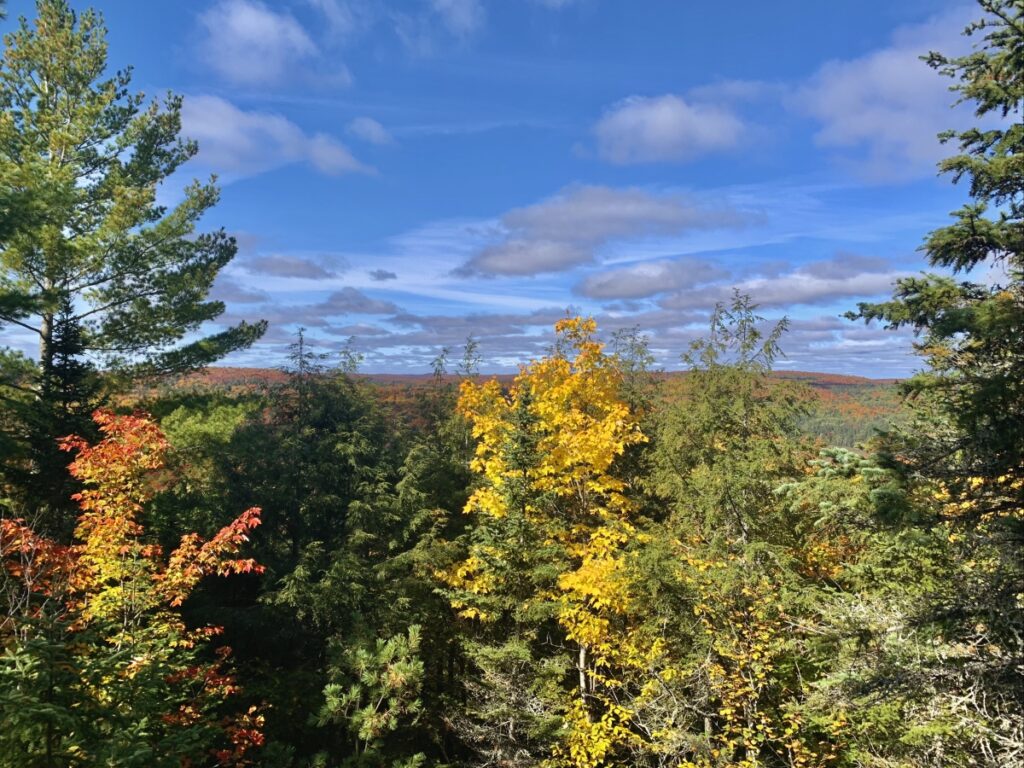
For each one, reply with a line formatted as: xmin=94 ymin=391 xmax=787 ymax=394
xmin=851 ymin=0 xmax=1023 ymax=527
xmin=654 ymin=292 xmax=810 ymax=545
xmin=0 ymin=0 xmax=264 ymax=529
xmin=19 ymin=295 xmax=102 ymax=533
xmin=845 ymin=2 xmax=1024 ymax=761
xmin=0 ymin=1 xmax=264 ymax=379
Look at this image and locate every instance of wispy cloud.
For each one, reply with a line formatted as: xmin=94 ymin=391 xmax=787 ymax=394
xmin=659 ymin=253 xmax=909 ymax=311
xmin=210 ymin=277 xmax=271 ymax=304
xmin=392 ymin=0 xmax=485 ymax=56
xmin=431 ymin=0 xmax=485 ymax=38
xmin=315 ymin=287 xmax=401 ymax=315
xmin=576 ymin=256 xmax=730 ymax=300
xmin=307 ymin=0 xmax=377 ymax=41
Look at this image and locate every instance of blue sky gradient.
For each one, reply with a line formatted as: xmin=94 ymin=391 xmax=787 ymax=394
xmin=0 ymin=0 xmax=994 ymax=375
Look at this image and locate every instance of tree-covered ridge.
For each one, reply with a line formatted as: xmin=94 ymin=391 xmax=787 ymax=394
xmin=1 ymin=0 xmax=1022 ymax=766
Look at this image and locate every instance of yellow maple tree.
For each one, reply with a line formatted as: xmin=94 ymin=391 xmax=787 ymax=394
xmin=442 ymin=317 xmax=658 ymax=767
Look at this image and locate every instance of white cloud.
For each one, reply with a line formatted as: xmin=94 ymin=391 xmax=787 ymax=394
xmin=659 ymin=255 xmax=908 ymax=311
xmin=241 ymin=254 xmax=344 ymax=279
xmin=502 ymin=185 xmax=728 ymax=242
xmin=594 ymin=94 xmax=744 ymax=164
xmin=576 ymin=257 xmax=730 ymax=299
xmin=392 ymin=13 xmax=434 ymax=56
xmin=198 ymin=0 xmax=318 ymax=86
xmin=392 ymin=0 xmax=485 ymax=56
xmin=466 ymin=240 xmax=589 ymax=277
xmin=224 ymin=288 xmax=401 ymax=334
xmin=799 ymin=253 xmax=892 ymax=279
xmin=347 ymin=117 xmax=395 ymax=145
xmin=458 ymin=185 xmax=749 ymax=276
xmin=316 ymin=287 xmax=400 ymax=315
xmin=793 ymin=5 xmax=978 ymax=181
xmin=307 ymin=132 xmax=367 ymax=173
xmin=181 ymin=95 xmax=371 ymax=179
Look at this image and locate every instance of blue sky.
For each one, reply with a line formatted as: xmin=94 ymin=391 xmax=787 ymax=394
xmin=0 ymin=0 xmax=997 ymax=375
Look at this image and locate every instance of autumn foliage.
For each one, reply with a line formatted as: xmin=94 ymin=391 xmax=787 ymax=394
xmin=0 ymin=410 xmax=264 ymax=766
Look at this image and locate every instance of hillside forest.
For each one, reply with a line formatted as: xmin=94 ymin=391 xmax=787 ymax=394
xmin=0 ymin=1 xmax=1022 ymax=767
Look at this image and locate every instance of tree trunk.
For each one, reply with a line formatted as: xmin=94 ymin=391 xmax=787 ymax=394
xmin=39 ymin=310 xmax=53 ymax=377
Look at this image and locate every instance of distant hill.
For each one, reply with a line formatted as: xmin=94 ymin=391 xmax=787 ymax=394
xmin=146 ymin=366 xmax=903 ymax=448
xmin=771 ymin=370 xmax=901 ymax=387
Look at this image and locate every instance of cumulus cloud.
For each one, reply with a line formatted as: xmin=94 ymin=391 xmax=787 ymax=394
xmin=210 ymin=277 xmax=270 ymax=304
xmin=198 ymin=0 xmax=318 ymax=86
xmin=357 ymin=308 xmax=577 ymax=369
xmin=241 ymin=254 xmax=344 ymax=279
xmin=347 ymin=117 xmax=395 ymax=145
xmin=358 ymin=321 xmax=557 ymax=370
xmin=315 ymin=287 xmax=400 ymax=315
xmin=231 ymin=288 xmax=401 ymax=332
xmin=181 ymin=95 xmax=371 ymax=179
xmin=576 ymin=256 xmax=730 ymax=300
xmin=368 ymin=269 xmax=398 ymax=281
xmin=249 ymin=298 xmax=910 ymax=376
xmin=793 ymin=5 xmax=977 ymax=181
xmin=458 ymin=185 xmax=749 ymax=277
xmin=594 ymin=94 xmax=744 ymax=164
xmin=659 ymin=254 xmax=908 ymax=311
xmin=464 ymin=240 xmax=588 ymax=277
xmin=209 ymin=282 xmax=916 ymax=376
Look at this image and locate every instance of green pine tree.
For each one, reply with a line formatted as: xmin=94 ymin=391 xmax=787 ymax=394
xmin=0 ymin=0 xmax=265 ymax=529
xmin=0 ymin=0 xmax=265 ymax=378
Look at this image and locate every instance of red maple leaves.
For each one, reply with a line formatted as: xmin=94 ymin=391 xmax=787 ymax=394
xmin=1 ymin=409 xmax=267 ymax=765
